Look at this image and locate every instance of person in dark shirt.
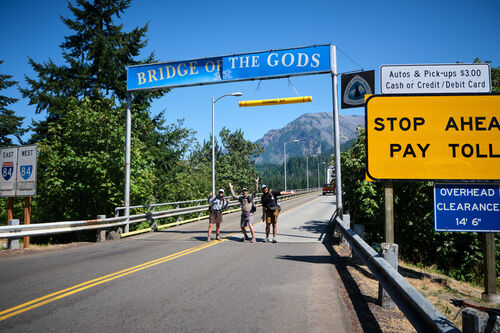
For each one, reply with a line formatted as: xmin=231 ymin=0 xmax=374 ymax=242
xmin=260 ymin=184 xmax=295 ymax=243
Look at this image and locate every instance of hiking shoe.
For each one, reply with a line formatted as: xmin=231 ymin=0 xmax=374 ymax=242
xmin=207 ymin=237 xmax=211 ymax=242
xmin=251 ymin=238 xmax=256 ymax=243
xmin=241 ymin=237 xmax=245 ymax=242
xmin=262 ymin=238 xmax=270 ymax=243
xmin=272 ymin=238 xmax=277 ymax=243
xmin=244 ymin=235 xmax=250 ymax=240
xmin=216 ymin=235 xmax=221 ymax=241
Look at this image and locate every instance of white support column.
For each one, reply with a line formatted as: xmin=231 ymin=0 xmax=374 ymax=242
xmin=331 ymin=45 xmax=343 ymax=216
xmin=124 ymin=93 xmax=131 ymax=233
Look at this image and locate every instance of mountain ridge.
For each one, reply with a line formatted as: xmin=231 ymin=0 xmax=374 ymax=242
xmin=255 ymin=112 xmax=364 ymax=164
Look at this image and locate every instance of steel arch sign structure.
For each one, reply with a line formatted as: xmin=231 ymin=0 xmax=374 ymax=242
xmin=123 ymin=44 xmax=343 ymax=231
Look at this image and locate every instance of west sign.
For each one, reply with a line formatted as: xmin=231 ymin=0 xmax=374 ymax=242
xmin=365 ymin=94 xmax=500 ymax=181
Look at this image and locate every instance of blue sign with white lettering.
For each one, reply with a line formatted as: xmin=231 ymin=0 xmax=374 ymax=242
xmin=127 ymin=45 xmax=333 ymax=91
xmin=434 ymin=183 xmax=500 ymax=232
xmin=20 ymin=165 xmax=32 ymax=180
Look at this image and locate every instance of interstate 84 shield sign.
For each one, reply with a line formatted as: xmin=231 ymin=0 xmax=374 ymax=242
xmin=0 ymin=148 xmax=18 ymax=197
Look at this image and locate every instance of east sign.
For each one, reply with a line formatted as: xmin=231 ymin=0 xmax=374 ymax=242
xmin=365 ymin=94 xmax=500 ymax=181
xmin=127 ymin=45 xmax=333 ymax=91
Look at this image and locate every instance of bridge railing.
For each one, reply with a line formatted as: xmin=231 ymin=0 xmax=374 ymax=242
xmin=334 ymin=215 xmax=460 ymax=333
xmin=0 ymin=189 xmax=319 ymax=239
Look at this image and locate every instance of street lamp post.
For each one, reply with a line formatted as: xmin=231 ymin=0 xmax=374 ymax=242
xmin=306 ymin=156 xmax=309 ymax=190
xmin=318 ymin=161 xmax=325 ymax=188
xmin=284 ymin=139 xmax=300 ymax=192
xmin=212 ymin=92 xmax=242 ymax=195
xmin=306 ymin=154 xmax=317 ymax=190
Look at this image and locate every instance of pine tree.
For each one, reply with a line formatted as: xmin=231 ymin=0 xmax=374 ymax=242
xmin=0 ymin=60 xmax=25 ymax=146
xmin=16 ymin=0 xmax=199 ymax=229
xmin=20 ymin=0 xmax=164 ymax=123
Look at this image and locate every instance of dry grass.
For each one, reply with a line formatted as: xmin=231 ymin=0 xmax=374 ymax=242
xmin=0 ymin=242 xmax=92 ymax=258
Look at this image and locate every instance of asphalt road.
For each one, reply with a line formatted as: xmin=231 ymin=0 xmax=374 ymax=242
xmin=0 ymin=193 xmax=352 ymax=332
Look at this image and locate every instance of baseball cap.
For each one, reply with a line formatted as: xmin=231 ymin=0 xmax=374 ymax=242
xmin=261 ymin=184 xmax=268 ymax=189
xmin=218 ymin=189 xmax=224 ymax=193
xmin=242 ymin=188 xmax=248 ymax=192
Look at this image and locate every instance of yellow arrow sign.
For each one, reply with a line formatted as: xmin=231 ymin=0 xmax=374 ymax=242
xmin=239 ymin=96 xmax=312 ymax=107
xmin=366 ymin=94 xmax=500 ymax=181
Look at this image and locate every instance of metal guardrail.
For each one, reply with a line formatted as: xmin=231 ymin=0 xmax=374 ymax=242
xmin=334 ymin=216 xmax=460 ymax=333
xmin=114 ymin=187 xmax=321 ymax=216
xmin=0 ymin=189 xmax=319 ymax=239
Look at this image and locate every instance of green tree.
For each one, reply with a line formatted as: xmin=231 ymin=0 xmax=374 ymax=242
xmin=189 ymin=128 xmax=263 ymax=195
xmin=473 ymin=58 xmax=500 ymax=93
xmin=17 ymin=0 xmax=198 ymax=232
xmin=341 ymin=127 xmax=384 ymax=242
xmin=0 ymin=60 xmax=25 ymax=146
xmin=33 ymin=97 xmax=144 ymax=222
xmin=21 ymin=0 xmax=165 ymax=143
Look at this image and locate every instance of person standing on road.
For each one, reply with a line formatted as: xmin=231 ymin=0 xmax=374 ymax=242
xmin=260 ymin=185 xmax=296 ymax=243
xmin=229 ymin=177 xmax=259 ymax=243
xmin=207 ymin=189 xmax=229 ymax=241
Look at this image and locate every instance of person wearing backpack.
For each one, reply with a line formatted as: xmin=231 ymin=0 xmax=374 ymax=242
xmin=229 ymin=177 xmax=259 ymax=243
xmin=207 ymin=189 xmax=229 ymax=241
xmin=260 ymin=184 xmax=295 ymax=243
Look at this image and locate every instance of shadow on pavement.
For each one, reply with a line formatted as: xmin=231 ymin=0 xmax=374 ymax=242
xmin=273 ymin=227 xmax=383 ymax=332
xmin=323 ymin=239 xmax=383 ymax=332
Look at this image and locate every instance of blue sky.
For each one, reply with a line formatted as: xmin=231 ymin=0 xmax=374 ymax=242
xmin=1 ymin=0 xmax=499 ymax=145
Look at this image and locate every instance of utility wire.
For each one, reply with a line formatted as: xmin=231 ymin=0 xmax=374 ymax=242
xmin=337 ymin=47 xmax=364 ymax=71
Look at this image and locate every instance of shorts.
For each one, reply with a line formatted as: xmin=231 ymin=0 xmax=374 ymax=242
xmin=265 ymin=209 xmax=279 ymax=225
xmin=209 ymin=211 xmax=223 ymax=224
xmin=240 ymin=212 xmax=253 ymax=228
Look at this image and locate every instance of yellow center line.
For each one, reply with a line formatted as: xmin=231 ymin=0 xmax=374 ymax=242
xmin=0 ymin=193 xmax=321 ymax=322
xmin=0 ymin=240 xmax=224 ymax=322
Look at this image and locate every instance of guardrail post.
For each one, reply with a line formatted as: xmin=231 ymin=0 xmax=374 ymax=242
xmin=8 ymin=219 xmax=20 ymax=250
xmin=197 ymin=201 xmax=202 ymax=220
xmin=378 ymin=243 xmax=398 ymax=309
xmin=147 ymin=212 xmax=157 ymax=232
xmin=352 ymin=224 xmax=364 ymax=265
xmin=462 ymin=308 xmax=500 ymax=333
xmin=96 ymin=215 xmax=107 ymax=242
xmin=176 ymin=204 xmax=182 ymax=222
xmin=341 ymin=214 xmax=351 ymax=249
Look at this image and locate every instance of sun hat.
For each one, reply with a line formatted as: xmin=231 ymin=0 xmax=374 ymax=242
xmin=218 ymin=189 xmax=224 ymax=193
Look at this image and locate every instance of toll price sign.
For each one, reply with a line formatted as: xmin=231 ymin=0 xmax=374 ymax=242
xmin=381 ymin=64 xmax=491 ymax=94
xmin=365 ymin=94 xmax=500 ymax=181
xmin=434 ymin=184 xmax=500 ymax=232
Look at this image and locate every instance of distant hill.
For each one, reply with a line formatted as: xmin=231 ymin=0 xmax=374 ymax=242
xmin=255 ymin=112 xmax=364 ymax=164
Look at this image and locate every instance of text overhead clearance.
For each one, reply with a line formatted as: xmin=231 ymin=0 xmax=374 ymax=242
xmin=127 ymin=45 xmax=333 ymax=91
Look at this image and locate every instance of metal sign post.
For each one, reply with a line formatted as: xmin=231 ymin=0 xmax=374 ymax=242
xmin=124 ymin=93 xmax=131 ymax=233
xmin=331 ymin=46 xmax=343 ymax=216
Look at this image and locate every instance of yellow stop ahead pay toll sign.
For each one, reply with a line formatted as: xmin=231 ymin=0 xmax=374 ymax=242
xmin=365 ymin=94 xmax=500 ymax=181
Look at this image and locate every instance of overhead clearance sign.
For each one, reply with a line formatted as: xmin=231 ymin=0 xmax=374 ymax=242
xmin=365 ymin=94 xmax=500 ymax=181
xmin=127 ymin=45 xmax=334 ymax=91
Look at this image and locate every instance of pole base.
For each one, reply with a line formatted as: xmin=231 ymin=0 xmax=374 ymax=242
xmin=481 ymin=292 xmax=500 ymax=305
